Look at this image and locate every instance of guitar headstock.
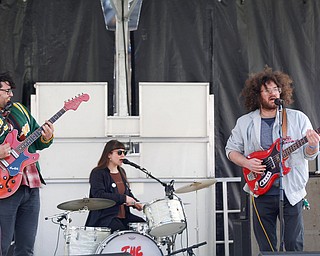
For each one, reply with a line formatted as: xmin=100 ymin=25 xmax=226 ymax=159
xmin=64 ymin=93 xmax=90 ymax=111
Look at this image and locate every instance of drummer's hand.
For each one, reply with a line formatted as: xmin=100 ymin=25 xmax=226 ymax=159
xmin=125 ymin=196 xmax=137 ymax=207
xmin=134 ymin=202 xmax=144 ymax=211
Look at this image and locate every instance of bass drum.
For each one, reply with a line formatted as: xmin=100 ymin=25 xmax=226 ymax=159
xmin=95 ymin=231 xmax=163 ymax=255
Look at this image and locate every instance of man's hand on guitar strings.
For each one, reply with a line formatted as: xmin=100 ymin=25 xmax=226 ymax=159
xmin=0 ymin=142 xmax=11 ymax=159
xmin=245 ymin=158 xmax=266 ymax=174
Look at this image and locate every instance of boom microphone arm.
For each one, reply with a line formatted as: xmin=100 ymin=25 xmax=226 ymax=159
xmin=122 ymin=159 xmax=175 ymax=199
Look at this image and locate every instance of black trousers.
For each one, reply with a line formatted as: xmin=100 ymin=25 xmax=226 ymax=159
xmin=252 ymin=194 xmax=304 ymax=252
xmin=108 ymin=214 xmax=145 ymax=232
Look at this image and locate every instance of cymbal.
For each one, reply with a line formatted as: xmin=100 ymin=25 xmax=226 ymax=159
xmin=175 ymin=179 xmax=217 ymax=194
xmin=57 ymin=198 xmax=115 ymax=211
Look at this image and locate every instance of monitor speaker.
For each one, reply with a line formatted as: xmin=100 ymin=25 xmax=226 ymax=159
xmin=74 ymin=254 xmax=131 ymax=256
xmin=259 ymin=252 xmax=320 ymax=255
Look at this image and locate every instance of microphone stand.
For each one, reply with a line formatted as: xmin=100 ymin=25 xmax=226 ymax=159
xmin=167 ymin=241 xmax=207 ymax=256
xmin=124 ymin=160 xmax=185 ymax=254
xmin=277 ymin=103 xmax=285 ymax=252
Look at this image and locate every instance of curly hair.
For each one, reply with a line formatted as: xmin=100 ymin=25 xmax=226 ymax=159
xmin=241 ymin=66 xmax=294 ymax=112
xmin=0 ymin=72 xmax=16 ymax=89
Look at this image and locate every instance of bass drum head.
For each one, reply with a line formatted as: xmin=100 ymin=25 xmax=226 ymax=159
xmin=96 ymin=231 xmax=163 ymax=255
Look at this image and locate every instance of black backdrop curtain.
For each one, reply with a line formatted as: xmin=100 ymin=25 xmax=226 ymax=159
xmin=1 ymin=0 xmax=320 ymax=255
xmin=0 ymin=0 xmax=115 ymax=110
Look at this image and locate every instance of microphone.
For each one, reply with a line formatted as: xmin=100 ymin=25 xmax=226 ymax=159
xmin=274 ymin=98 xmax=284 ymax=106
xmin=122 ymin=159 xmax=144 ymax=170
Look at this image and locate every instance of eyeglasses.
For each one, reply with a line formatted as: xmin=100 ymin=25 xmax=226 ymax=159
xmin=0 ymin=88 xmax=13 ymax=95
xmin=114 ymin=149 xmax=127 ymax=156
xmin=261 ymin=87 xmax=281 ymax=94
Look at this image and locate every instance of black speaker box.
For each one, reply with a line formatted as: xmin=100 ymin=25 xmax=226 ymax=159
xmin=233 ymin=218 xmax=252 ymax=256
xmin=259 ymin=252 xmax=320 ymax=256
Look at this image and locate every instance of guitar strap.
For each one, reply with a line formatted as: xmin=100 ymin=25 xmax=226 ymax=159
xmin=282 ymin=108 xmax=287 ymax=138
xmin=7 ymin=103 xmax=31 ymax=141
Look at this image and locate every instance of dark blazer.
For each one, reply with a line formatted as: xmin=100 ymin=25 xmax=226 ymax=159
xmin=85 ymin=166 xmax=137 ymax=227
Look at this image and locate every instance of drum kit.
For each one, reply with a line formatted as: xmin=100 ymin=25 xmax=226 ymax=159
xmin=47 ymin=166 xmax=216 ymax=256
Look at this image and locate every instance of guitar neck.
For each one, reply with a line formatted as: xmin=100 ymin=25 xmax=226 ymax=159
xmin=283 ymin=127 xmax=320 ymax=158
xmin=15 ymin=108 xmax=67 ymax=154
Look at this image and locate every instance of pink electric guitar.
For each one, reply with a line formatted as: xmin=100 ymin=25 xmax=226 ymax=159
xmin=243 ymin=127 xmax=320 ymax=195
xmin=0 ymin=93 xmax=90 ymax=199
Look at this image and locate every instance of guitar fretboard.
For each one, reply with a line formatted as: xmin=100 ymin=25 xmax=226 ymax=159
xmin=274 ymin=127 xmax=320 ymax=162
xmin=15 ymin=108 xmax=67 ymax=154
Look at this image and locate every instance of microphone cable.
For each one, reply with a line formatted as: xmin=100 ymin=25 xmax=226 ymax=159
xmin=251 ymin=195 xmax=275 ymax=252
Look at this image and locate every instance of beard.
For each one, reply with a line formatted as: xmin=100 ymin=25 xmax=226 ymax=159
xmin=260 ymin=97 xmax=277 ymax=110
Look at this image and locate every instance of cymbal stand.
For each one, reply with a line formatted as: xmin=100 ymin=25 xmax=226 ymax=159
xmin=61 ymin=210 xmax=87 ymax=255
xmin=166 ymin=241 xmax=207 ymax=256
xmin=195 ymin=190 xmax=200 ymax=245
xmin=45 ymin=211 xmax=71 ymax=256
xmin=64 ymin=212 xmax=72 ymax=254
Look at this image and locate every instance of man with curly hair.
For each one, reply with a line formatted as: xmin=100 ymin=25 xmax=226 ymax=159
xmin=225 ymin=66 xmax=320 ymax=252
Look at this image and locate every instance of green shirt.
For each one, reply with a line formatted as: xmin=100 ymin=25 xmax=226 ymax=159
xmin=0 ymin=102 xmax=53 ymax=184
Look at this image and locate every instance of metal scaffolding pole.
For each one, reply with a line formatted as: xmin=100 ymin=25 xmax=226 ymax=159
xmin=103 ymin=0 xmax=142 ymax=116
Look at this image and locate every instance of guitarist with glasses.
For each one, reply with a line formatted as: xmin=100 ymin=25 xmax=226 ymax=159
xmin=0 ymin=72 xmax=54 ymax=256
xmin=225 ymin=66 xmax=320 ymax=252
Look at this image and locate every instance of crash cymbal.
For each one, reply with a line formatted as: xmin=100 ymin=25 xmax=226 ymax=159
xmin=57 ymin=198 xmax=115 ymax=211
xmin=175 ymin=179 xmax=217 ymax=194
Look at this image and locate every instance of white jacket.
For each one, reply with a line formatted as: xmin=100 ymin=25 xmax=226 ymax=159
xmin=225 ymin=108 xmax=319 ymax=206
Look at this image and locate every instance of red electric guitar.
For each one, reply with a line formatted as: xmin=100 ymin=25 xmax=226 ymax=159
xmin=0 ymin=93 xmax=90 ymax=199
xmin=243 ymin=127 xmax=320 ymax=195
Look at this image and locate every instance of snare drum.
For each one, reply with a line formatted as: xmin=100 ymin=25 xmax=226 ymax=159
xmin=65 ymin=226 xmax=111 ymax=255
xmin=95 ymin=230 xmax=163 ymax=255
xmin=143 ymin=197 xmax=186 ymax=237
xmin=128 ymin=222 xmax=149 ymax=235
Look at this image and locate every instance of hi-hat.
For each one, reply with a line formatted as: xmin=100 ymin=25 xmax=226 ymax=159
xmin=57 ymin=198 xmax=115 ymax=211
xmin=175 ymin=179 xmax=217 ymax=194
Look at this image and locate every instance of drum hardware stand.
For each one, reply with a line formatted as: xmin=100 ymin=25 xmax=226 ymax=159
xmin=122 ymin=159 xmax=176 ymax=198
xmin=162 ymin=235 xmax=176 ymax=255
xmin=195 ymin=190 xmax=200 ymax=246
xmin=166 ymin=241 xmax=207 ymax=256
xmin=45 ymin=211 xmax=71 ymax=256
xmin=45 ymin=211 xmax=72 ymax=226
